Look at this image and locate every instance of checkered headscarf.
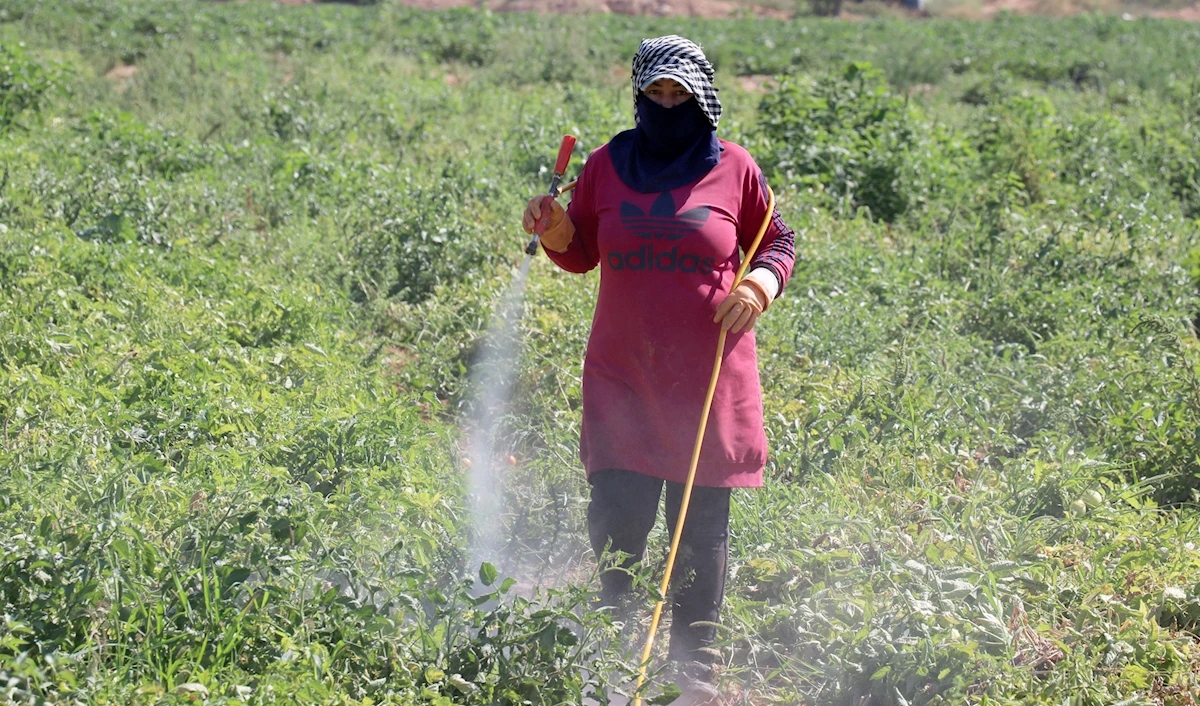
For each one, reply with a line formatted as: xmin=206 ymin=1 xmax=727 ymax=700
xmin=631 ymin=35 xmax=722 ymax=129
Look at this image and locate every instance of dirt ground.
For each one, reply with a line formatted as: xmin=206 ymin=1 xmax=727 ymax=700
xmin=1151 ymin=2 xmax=1200 ymax=17
xmin=489 ymin=0 xmax=792 ymax=18
xmin=250 ymin=0 xmax=792 ymax=17
xmin=215 ymin=0 xmax=1200 ymax=24
xmin=972 ymin=0 xmax=1200 ymax=18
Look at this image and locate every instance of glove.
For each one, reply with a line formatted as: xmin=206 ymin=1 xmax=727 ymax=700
xmin=522 ymin=195 xmax=575 ymax=253
xmin=713 ymin=279 xmax=770 ymax=333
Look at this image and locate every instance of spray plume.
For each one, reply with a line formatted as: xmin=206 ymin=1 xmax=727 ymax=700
xmin=468 ymin=135 xmax=575 ymax=574
xmin=465 ymin=254 xmax=533 ymax=574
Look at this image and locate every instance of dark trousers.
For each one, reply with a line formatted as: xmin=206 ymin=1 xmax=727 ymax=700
xmin=587 ymin=469 xmax=731 ymax=669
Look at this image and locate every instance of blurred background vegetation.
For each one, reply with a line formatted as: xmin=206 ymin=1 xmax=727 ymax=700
xmin=2 ymin=0 xmax=1200 ymax=704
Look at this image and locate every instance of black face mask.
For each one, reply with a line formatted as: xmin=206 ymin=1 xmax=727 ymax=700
xmin=607 ymin=94 xmax=722 ymax=194
xmin=634 ymin=94 xmax=711 ymax=158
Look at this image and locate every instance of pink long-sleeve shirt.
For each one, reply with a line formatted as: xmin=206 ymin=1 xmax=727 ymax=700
xmin=546 ymin=140 xmax=795 ymax=488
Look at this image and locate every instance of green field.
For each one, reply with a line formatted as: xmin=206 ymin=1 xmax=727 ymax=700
xmin=3 ymin=1 xmax=1200 ymax=703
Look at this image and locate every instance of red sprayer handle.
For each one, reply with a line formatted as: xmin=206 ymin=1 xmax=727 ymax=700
xmin=553 ymin=134 xmax=577 ymax=176
xmin=526 ymin=135 xmax=576 ymax=254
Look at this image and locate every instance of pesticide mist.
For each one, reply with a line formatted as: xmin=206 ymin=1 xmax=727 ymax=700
xmin=465 ymin=254 xmax=534 ymax=576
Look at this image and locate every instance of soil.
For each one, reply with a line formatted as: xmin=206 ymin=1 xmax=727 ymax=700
xmin=977 ymin=0 xmax=1040 ymax=16
xmin=395 ymin=0 xmax=1199 ymax=19
xmin=206 ymin=0 xmax=795 ymax=18
xmin=103 ymin=64 xmax=139 ymax=93
xmin=487 ymin=0 xmax=792 ymax=17
xmin=736 ymin=74 xmax=778 ymax=93
xmin=207 ymin=0 xmax=1200 ymax=20
xmin=1152 ymin=2 xmax=1200 ymax=18
xmin=977 ymin=0 xmax=1200 ymax=18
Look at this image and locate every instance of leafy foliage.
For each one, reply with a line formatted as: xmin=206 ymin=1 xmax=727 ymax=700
xmin=0 ymin=42 xmax=64 ymax=134
xmin=2 ymin=2 xmax=1200 ymax=705
xmin=757 ymin=62 xmax=922 ymax=222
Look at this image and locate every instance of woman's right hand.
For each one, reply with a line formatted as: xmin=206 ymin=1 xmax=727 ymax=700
xmin=522 ymin=196 xmax=574 ymax=253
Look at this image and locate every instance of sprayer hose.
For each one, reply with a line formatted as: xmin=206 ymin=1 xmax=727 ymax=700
xmin=632 ymin=185 xmax=776 ymax=706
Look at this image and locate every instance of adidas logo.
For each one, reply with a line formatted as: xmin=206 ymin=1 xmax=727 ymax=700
xmin=608 ymin=192 xmax=716 ymax=274
xmin=619 ymin=191 xmax=710 ymax=241
xmin=606 ymin=244 xmax=716 ymax=274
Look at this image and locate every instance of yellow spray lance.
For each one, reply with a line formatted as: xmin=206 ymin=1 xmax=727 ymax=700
xmin=527 ymin=136 xmax=775 ymax=704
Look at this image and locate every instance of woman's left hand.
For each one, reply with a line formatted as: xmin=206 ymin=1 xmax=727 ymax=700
xmin=713 ymin=281 xmax=768 ymax=333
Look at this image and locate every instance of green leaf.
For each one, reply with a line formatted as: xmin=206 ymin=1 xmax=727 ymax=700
xmin=479 ymin=562 xmax=498 ymax=586
xmin=1121 ymin=663 xmax=1150 ymax=689
xmin=219 ymin=567 xmax=252 ymax=591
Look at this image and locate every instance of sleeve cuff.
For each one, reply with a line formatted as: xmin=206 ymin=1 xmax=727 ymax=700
xmin=745 ymin=267 xmax=780 ymax=301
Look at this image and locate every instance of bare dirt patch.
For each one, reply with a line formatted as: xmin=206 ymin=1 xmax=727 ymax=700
xmin=407 ymin=0 xmax=792 ymax=17
xmin=104 ymin=64 xmax=138 ymax=81
xmin=405 ymin=0 xmax=478 ymax=9
xmin=208 ymin=0 xmax=1200 ymax=19
xmin=1152 ymin=2 xmax=1200 ymax=18
xmin=976 ymin=0 xmax=1040 ymax=15
xmin=957 ymin=0 xmax=1200 ymax=18
xmin=103 ymin=64 xmax=139 ymax=93
xmin=737 ymin=74 xmax=778 ymax=93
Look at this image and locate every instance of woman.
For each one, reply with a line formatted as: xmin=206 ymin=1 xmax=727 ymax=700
xmin=521 ymin=35 xmax=796 ymax=706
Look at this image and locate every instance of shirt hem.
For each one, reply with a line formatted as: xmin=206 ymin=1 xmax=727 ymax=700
xmin=583 ymin=456 xmax=765 ymax=489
